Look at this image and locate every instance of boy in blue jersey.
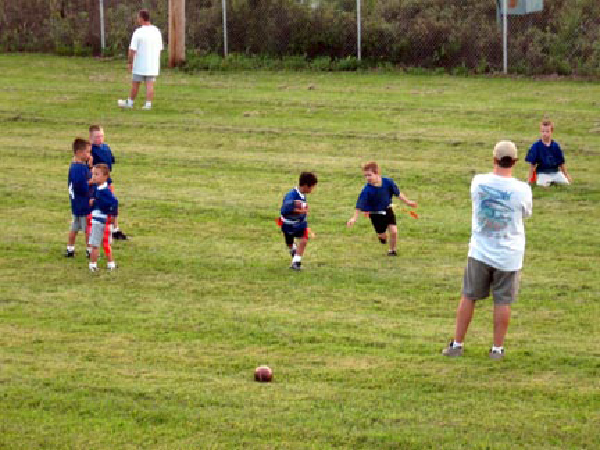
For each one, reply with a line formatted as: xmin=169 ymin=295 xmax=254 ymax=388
xmin=279 ymin=172 xmax=318 ymax=270
xmin=65 ymin=138 xmax=92 ymax=257
xmin=89 ymin=125 xmax=128 ymax=240
xmin=88 ymin=164 xmax=119 ymax=272
xmin=526 ymin=120 xmax=572 ymax=187
xmin=347 ymin=161 xmax=417 ymax=256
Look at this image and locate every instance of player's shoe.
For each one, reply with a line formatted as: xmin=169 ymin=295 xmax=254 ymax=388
xmin=64 ymin=250 xmax=75 ymax=257
xmin=489 ymin=348 xmax=504 ymax=360
xmin=112 ymin=230 xmax=128 ymax=240
xmin=290 ymin=262 xmax=302 ymax=271
xmin=117 ymin=99 xmax=133 ymax=108
xmin=89 ymin=266 xmax=99 ymax=273
xmin=107 ymin=264 xmax=118 ymax=272
xmin=442 ymin=341 xmax=464 ymax=357
xmin=86 ymin=249 xmax=91 ymax=258
xmin=141 ymin=104 xmax=152 ymax=110
xmin=387 ymin=250 xmax=397 ymax=256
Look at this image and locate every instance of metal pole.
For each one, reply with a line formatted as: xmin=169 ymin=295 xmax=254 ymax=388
xmin=503 ymin=0 xmax=507 ymax=74
xmin=222 ymin=0 xmax=228 ymax=57
xmin=357 ymin=0 xmax=361 ymax=61
xmin=99 ymin=0 xmax=105 ymax=52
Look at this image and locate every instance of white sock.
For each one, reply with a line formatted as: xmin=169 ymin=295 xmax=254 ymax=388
xmin=89 ymin=262 xmax=97 ymax=269
xmin=492 ymin=346 xmax=504 ymax=353
xmin=144 ymin=101 xmax=151 ymax=107
xmin=67 ymin=246 xmax=75 ymax=252
xmin=292 ymin=255 xmax=301 ymax=263
xmin=452 ymin=341 xmax=463 ymax=348
xmin=127 ymin=98 xmax=134 ymax=106
xmin=107 ymin=261 xmax=116 ymax=269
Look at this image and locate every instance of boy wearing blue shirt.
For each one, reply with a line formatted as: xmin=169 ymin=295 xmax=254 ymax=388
xmin=66 ymin=138 xmax=92 ymax=257
xmin=89 ymin=164 xmax=119 ymax=272
xmin=279 ymin=172 xmax=318 ymax=270
xmin=526 ymin=120 xmax=572 ymax=187
xmin=347 ymin=161 xmax=417 ymax=256
xmin=89 ymin=125 xmax=128 ymax=240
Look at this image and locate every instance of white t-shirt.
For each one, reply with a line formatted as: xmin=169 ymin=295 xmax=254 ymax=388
xmin=129 ymin=25 xmax=163 ymax=76
xmin=468 ymin=173 xmax=532 ymax=271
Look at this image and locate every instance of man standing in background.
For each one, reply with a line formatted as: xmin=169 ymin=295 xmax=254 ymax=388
xmin=118 ymin=9 xmax=163 ymax=110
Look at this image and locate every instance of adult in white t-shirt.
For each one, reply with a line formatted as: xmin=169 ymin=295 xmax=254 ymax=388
xmin=118 ymin=9 xmax=163 ymax=110
xmin=442 ymin=141 xmax=532 ymax=360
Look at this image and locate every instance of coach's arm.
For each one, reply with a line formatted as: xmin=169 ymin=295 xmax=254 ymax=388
xmin=128 ymin=49 xmax=136 ymax=73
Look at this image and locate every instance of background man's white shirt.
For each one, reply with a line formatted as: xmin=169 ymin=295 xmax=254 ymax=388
xmin=468 ymin=173 xmax=532 ymax=272
xmin=130 ymin=25 xmax=163 ymax=76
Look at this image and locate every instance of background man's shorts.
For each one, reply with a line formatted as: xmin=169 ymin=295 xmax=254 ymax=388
xmin=132 ymin=74 xmax=157 ymax=83
xmin=89 ymin=221 xmax=111 ymax=247
xmin=369 ymin=207 xmax=396 ymax=234
xmin=537 ymin=171 xmax=569 ymax=187
xmin=462 ymin=257 xmax=520 ymax=305
xmin=70 ymin=215 xmax=87 ymax=232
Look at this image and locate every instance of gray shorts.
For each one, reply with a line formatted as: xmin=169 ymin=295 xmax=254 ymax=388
xmin=70 ymin=215 xmax=87 ymax=232
xmin=132 ymin=74 xmax=157 ymax=83
xmin=462 ymin=257 xmax=520 ymax=305
xmin=89 ymin=221 xmax=110 ymax=247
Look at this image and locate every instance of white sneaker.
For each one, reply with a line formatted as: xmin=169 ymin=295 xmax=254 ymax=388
xmin=117 ymin=99 xmax=133 ymax=108
xmin=141 ymin=104 xmax=152 ymax=110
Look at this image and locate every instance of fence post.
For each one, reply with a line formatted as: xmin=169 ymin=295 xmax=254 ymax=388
xmin=503 ymin=0 xmax=508 ymax=74
xmin=222 ymin=0 xmax=228 ymax=57
xmin=99 ymin=0 xmax=105 ymax=52
xmin=169 ymin=0 xmax=186 ymax=67
xmin=356 ymin=0 xmax=361 ymax=61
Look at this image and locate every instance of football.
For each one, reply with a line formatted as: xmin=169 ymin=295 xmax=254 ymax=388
xmin=254 ymin=365 xmax=273 ymax=382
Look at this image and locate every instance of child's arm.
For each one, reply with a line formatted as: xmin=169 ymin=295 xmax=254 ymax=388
xmin=559 ymin=164 xmax=572 ymax=183
xmin=347 ymin=209 xmax=361 ymax=227
xmin=527 ymin=164 xmax=536 ymax=185
xmin=398 ymin=192 xmax=417 ymax=208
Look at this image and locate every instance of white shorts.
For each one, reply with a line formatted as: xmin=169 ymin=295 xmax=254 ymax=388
xmin=132 ymin=74 xmax=157 ymax=83
xmin=537 ymin=171 xmax=569 ymax=187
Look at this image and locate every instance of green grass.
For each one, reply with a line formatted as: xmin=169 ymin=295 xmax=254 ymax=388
xmin=1 ymin=54 xmax=599 ymax=449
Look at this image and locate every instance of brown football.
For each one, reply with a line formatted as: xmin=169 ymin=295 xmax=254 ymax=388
xmin=254 ymin=365 xmax=273 ymax=382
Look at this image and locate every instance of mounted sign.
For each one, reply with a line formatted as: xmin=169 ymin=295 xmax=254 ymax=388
xmin=497 ymin=0 xmax=543 ymax=15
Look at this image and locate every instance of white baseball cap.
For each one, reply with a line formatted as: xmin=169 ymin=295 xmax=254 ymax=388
xmin=493 ymin=140 xmax=518 ymax=159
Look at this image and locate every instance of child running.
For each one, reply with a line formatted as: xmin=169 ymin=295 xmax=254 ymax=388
xmin=278 ymin=172 xmax=318 ymax=270
xmin=347 ymin=161 xmax=417 ymax=256
xmin=88 ymin=164 xmax=119 ymax=272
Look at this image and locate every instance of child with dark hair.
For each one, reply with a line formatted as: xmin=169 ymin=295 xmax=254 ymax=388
xmin=526 ymin=120 xmax=572 ymax=187
xmin=65 ymin=138 xmax=92 ymax=258
xmin=347 ymin=161 xmax=417 ymax=256
xmin=278 ymin=172 xmax=318 ymax=270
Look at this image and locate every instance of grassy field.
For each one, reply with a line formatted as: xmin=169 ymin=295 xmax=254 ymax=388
xmin=1 ymin=54 xmax=599 ymax=449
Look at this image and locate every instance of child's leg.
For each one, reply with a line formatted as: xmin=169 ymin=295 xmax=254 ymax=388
xmin=103 ymin=218 xmax=115 ymax=267
xmin=296 ymin=237 xmax=308 ymax=256
xmin=388 ymin=224 xmax=398 ymax=252
xmin=67 ymin=231 xmax=77 ymax=247
xmin=90 ymin=246 xmax=100 ymax=263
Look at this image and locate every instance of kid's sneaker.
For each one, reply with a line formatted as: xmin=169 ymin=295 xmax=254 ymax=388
xmin=112 ymin=230 xmax=128 ymax=240
xmin=290 ymin=261 xmax=302 ymax=271
xmin=64 ymin=250 xmax=75 ymax=257
xmin=141 ymin=103 xmax=152 ymax=110
xmin=387 ymin=250 xmax=397 ymax=256
xmin=89 ymin=266 xmax=99 ymax=273
xmin=442 ymin=341 xmax=464 ymax=357
xmin=117 ymin=99 xmax=133 ymax=108
xmin=489 ymin=348 xmax=505 ymax=360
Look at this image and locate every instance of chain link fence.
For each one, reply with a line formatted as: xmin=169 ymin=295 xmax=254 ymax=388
xmin=1 ymin=0 xmax=599 ymax=76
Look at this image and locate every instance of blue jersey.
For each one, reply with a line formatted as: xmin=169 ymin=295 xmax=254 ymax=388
xmin=356 ymin=177 xmax=400 ymax=212
xmin=525 ymin=140 xmax=565 ymax=174
xmin=280 ymin=187 xmax=308 ymax=232
xmin=90 ymin=182 xmax=118 ymax=224
xmin=68 ymin=162 xmax=91 ymax=216
xmin=91 ymin=143 xmax=115 ymax=171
